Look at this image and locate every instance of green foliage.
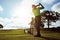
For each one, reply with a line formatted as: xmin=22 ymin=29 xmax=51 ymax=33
xmin=41 ymin=10 xmax=60 ymax=28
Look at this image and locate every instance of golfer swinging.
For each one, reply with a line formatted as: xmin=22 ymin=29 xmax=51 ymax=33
xmin=32 ymin=3 xmax=44 ymax=37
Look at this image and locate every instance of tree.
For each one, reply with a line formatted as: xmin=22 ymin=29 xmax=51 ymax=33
xmin=0 ymin=24 xmax=3 ymax=28
xmin=41 ymin=10 xmax=60 ymax=28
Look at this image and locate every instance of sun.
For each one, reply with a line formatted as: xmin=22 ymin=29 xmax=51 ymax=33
xmin=11 ymin=0 xmax=34 ymax=27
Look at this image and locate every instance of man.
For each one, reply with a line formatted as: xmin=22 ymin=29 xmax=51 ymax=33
xmin=29 ymin=17 xmax=35 ymax=35
xmin=32 ymin=3 xmax=44 ymax=37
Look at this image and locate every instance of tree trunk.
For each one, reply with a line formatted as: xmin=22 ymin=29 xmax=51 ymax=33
xmin=48 ymin=19 xmax=49 ymax=28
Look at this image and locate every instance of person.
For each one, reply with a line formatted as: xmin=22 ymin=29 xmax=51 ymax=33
xmin=29 ymin=17 xmax=35 ymax=35
xmin=32 ymin=3 xmax=44 ymax=37
xmin=24 ymin=29 xmax=31 ymax=34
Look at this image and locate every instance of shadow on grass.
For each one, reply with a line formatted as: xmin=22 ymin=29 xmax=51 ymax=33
xmin=40 ymin=36 xmax=60 ymax=40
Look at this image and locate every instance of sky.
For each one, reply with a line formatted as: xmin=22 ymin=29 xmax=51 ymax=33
xmin=0 ymin=0 xmax=60 ymax=29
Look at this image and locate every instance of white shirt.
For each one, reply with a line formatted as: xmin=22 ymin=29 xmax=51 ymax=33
xmin=30 ymin=25 xmax=34 ymax=28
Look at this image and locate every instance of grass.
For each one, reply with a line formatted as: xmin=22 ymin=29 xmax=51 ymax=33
xmin=40 ymin=30 xmax=60 ymax=40
xmin=0 ymin=29 xmax=60 ymax=40
xmin=0 ymin=29 xmax=24 ymax=35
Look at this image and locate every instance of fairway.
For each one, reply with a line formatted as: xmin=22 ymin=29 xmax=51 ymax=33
xmin=0 ymin=29 xmax=60 ymax=40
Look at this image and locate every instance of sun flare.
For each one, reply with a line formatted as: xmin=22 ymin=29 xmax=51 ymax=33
xmin=11 ymin=0 xmax=34 ymax=27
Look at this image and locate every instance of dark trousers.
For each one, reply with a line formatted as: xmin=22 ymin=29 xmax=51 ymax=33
xmin=35 ymin=16 xmax=41 ymax=35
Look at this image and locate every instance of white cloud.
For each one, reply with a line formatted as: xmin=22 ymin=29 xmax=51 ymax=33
xmin=51 ymin=2 xmax=60 ymax=13
xmin=0 ymin=17 xmax=11 ymax=27
xmin=0 ymin=17 xmax=26 ymax=29
xmin=41 ymin=0 xmax=55 ymax=4
xmin=0 ymin=5 xmax=3 ymax=12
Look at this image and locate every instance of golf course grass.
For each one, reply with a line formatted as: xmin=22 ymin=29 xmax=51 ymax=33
xmin=0 ymin=29 xmax=60 ymax=40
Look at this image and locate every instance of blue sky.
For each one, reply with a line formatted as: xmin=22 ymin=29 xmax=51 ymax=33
xmin=0 ymin=0 xmax=60 ymax=29
xmin=39 ymin=0 xmax=60 ymax=11
xmin=0 ymin=0 xmax=22 ymax=18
